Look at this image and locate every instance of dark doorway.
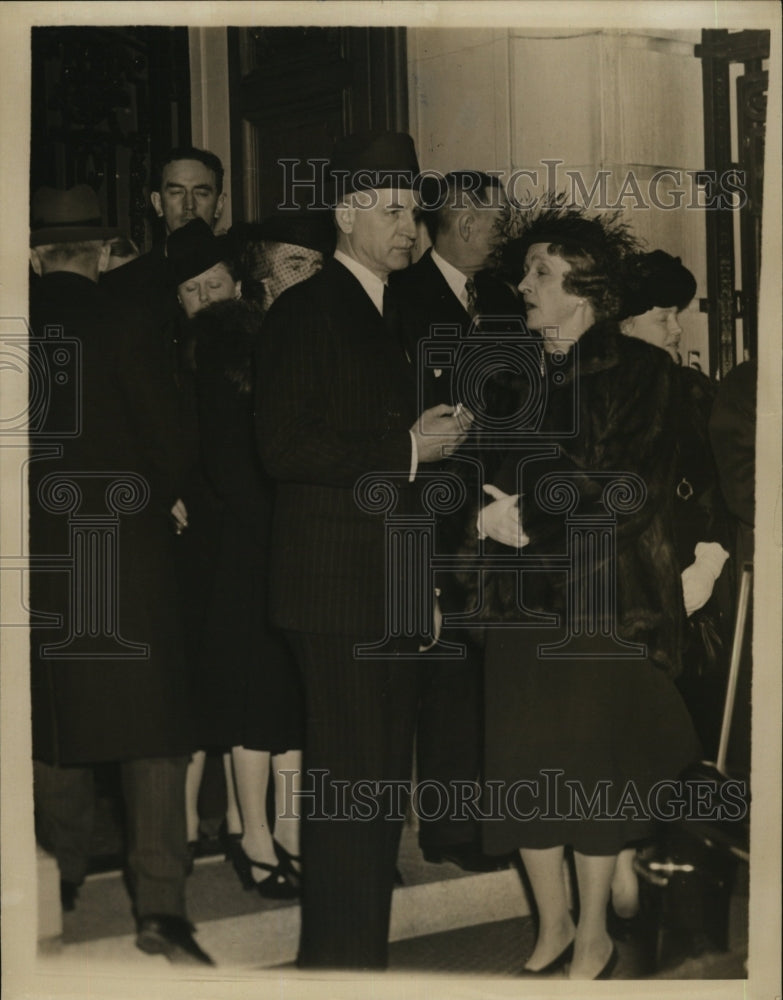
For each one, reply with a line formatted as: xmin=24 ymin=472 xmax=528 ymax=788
xmin=695 ymin=29 xmax=769 ymax=374
xmin=227 ymin=27 xmax=408 ymax=221
xmin=30 ymin=26 xmax=191 ymax=251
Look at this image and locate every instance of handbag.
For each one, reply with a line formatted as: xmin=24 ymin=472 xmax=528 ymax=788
xmin=682 ymin=603 xmax=726 ymax=681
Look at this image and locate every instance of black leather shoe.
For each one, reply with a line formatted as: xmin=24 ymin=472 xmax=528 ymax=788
xmin=229 ymin=841 xmax=299 ymax=899
xmin=422 ymin=843 xmax=511 ymax=872
xmin=136 ymin=914 xmax=215 ymax=965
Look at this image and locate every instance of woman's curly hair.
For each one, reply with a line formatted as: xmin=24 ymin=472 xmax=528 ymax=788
xmin=494 ymin=195 xmax=643 ymax=322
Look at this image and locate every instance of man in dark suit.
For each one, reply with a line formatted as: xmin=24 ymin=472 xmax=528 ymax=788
xmin=392 ymin=172 xmax=523 ymax=871
xmin=257 ymin=132 xmax=471 ymax=969
xmin=102 ymin=147 xmax=230 ymax=847
xmin=28 ymin=185 xmax=212 ymax=963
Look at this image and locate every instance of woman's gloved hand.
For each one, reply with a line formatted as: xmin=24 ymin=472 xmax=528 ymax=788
xmin=477 ymin=484 xmax=529 ymax=549
xmin=681 ymin=541 xmax=729 ymax=615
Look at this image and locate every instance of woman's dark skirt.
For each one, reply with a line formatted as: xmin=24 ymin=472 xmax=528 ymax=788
xmin=483 ymin=626 xmax=701 ymax=856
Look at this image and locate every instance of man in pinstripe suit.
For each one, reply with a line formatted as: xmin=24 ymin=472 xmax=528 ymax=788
xmin=257 ymin=132 xmax=471 ymax=969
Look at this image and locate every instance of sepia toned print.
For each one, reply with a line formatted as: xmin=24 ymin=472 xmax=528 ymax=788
xmin=1 ymin=3 xmax=780 ymax=1000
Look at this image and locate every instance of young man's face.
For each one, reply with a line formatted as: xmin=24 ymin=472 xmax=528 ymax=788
xmin=151 ymin=159 xmax=225 ymax=234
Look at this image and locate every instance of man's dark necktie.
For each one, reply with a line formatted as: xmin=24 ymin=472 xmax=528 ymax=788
xmin=464 ymin=276 xmax=478 ymax=318
xmin=383 ymin=283 xmax=411 ymax=364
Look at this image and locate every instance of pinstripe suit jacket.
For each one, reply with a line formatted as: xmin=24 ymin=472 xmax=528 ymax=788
xmin=256 ymin=258 xmax=419 ymax=635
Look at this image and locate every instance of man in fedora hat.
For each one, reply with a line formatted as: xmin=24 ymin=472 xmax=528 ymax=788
xmin=257 ymin=131 xmax=472 ymax=969
xmin=28 ymin=184 xmax=213 ymax=965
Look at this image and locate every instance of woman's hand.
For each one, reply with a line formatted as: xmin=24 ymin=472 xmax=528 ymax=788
xmin=681 ymin=541 xmax=729 ymax=615
xmin=477 ymin=484 xmax=529 ymax=548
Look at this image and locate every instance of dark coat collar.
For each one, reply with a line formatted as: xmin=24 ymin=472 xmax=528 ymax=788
xmin=549 ymin=319 xmax=632 ymax=383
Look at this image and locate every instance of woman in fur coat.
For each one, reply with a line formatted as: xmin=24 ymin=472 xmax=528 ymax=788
xmin=608 ymin=249 xmax=733 ymax=923
xmin=170 ymin=219 xmax=304 ymax=898
xmin=474 ymin=207 xmax=701 ymax=979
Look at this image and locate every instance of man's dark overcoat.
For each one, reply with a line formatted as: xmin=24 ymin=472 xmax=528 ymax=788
xmin=29 ymin=271 xmax=194 ymax=764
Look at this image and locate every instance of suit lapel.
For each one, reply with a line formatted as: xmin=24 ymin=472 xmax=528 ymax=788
xmin=326 ymin=259 xmax=415 ymax=383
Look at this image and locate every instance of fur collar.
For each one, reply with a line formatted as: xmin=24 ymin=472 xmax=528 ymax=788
xmin=187 ymin=297 xmax=264 ymax=394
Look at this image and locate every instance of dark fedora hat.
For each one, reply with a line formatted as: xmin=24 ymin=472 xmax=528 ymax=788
xmin=30 ymin=184 xmax=120 ymax=247
xmin=166 ymin=218 xmax=236 ymax=286
xmin=328 ymin=131 xmax=420 ymax=199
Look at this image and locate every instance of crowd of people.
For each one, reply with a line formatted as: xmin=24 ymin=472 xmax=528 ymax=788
xmin=28 ymin=131 xmax=753 ymax=975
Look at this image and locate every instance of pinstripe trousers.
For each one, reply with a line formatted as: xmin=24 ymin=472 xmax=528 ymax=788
xmin=34 ymin=755 xmax=190 ymax=919
xmin=288 ymin=633 xmax=420 ymax=969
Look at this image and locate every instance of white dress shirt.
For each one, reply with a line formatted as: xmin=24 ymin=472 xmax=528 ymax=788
xmin=334 ymin=249 xmax=386 ymax=315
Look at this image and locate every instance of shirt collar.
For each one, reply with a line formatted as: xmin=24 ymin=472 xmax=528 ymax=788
xmin=334 ymin=249 xmax=386 ymax=316
xmin=430 ymin=248 xmax=470 ymax=309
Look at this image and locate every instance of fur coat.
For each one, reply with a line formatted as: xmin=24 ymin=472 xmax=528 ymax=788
xmin=467 ymin=319 xmax=684 ymax=677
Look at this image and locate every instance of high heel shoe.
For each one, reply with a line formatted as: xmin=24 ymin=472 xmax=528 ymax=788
xmin=595 ymin=945 xmax=619 ymax=980
xmin=567 ymin=944 xmax=619 ymax=981
xmin=274 ymin=840 xmax=302 ymax=891
xmin=520 ymin=940 xmax=574 ymax=976
xmin=229 ymin=841 xmax=299 ymax=898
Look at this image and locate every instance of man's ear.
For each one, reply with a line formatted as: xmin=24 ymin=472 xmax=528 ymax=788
xmin=150 ymin=191 xmax=164 ymax=218
xmin=234 ymin=279 xmax=242 ymax=300
xmin=213 ymin=191 xmax=227 ymax=224
xmin=29 ymin=249 xmax=43 ymax=276
xmin=334 ymin=204 xmax=355 ymax=235
xmin=457 ymin=210 xmax=475 ymax=243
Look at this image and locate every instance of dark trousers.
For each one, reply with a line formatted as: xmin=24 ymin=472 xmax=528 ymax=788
xmin=287 ymin=632 xmax=420 ymax=969
xmin=34 ymin=755 xmax=189 ymax=918
xmin=33 ymin=760 xmax=95 ymax=884
xmin=416 ymin=634 xmax=483 ymax=848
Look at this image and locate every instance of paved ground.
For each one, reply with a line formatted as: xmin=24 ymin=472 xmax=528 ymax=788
xmin=49 ymin=817 xmax=747 ymax=981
